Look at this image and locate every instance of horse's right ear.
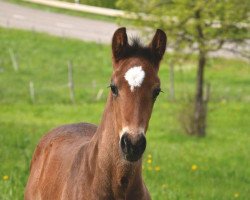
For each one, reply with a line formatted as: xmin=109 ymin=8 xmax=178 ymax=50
xmin=112 ymin=27 xmax=128 ymax=63
xmin=149 ymin=29 xmax=167 ymax=64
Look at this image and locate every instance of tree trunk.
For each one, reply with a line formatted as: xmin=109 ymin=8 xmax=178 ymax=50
xmin=169 ymin=60 xmax=175 ymax=101
xmin=194 ymin=51 xmax=206 ymax=136
xmin=193 ymin=8 xmax=208 ymax=137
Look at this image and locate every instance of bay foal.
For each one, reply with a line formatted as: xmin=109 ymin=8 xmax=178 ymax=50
xmin=25 ymin=27 xmax=167 ymax=200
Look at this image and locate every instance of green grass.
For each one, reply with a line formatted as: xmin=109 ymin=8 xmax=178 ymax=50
xmin=0 ymin=27 xmax=250 ymax=200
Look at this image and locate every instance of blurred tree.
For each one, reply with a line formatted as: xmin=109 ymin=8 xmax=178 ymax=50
xmin=117 ymin=0 xmax=250 ymax=136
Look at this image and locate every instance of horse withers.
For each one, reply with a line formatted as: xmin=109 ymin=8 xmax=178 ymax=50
xmin=25 ymin=27 xmax=167 ymax=200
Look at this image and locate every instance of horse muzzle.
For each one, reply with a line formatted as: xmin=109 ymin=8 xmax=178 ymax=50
xmin=120 ymin=132 xmax=146 ymax=162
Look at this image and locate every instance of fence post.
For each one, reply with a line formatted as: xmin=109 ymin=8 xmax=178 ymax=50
xmin=96 ymin=89 xmax=104 ymax=101
xmin=29 ymin=81 xmax=35 ymax=104
xmin=8 ymin=48 xmax=19 ymax=72
xmin=68 ymin=60 xmax=75 ymax=104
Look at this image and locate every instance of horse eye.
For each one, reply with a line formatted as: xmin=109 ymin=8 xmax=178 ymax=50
xmin=153 ymin=88 xmax=161 ymax=100
xmin=110 ymin=84 xmax=118 ymax=96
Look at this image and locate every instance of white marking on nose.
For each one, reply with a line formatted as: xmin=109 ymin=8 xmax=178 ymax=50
xmin=119 ymin=126 xmax=129 ymax=139
xmin=138 ymin=127 xmax=145 ymax=135
xmin=119 ymin=127 xmax=145 ymax=139
xmin=124 ymin=66 xmax=145 ymax=92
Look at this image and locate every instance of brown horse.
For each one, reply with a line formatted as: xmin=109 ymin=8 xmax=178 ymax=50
xmin=25 ymin=27 xmax=167 ymax=200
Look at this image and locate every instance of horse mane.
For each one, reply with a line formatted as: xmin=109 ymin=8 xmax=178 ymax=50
xmin=125 ymin=37 xmax=156 ymax=63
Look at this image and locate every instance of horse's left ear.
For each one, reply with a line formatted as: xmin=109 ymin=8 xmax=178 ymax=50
xmin=149 ymin=29 xmax=167 ymax=65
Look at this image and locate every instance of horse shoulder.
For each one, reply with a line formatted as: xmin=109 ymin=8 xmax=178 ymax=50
xmin=25 ymin=122 xmax=97 ymax=200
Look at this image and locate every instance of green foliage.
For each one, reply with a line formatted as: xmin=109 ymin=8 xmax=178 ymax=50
xmin=0 ymin=28 xmax=250 ymax=199
xmin=117 ymin=0 xmax=250 ymax=54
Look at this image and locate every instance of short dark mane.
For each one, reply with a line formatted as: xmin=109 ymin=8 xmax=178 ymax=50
xmin=125 ymin=37 xmax=156 ymax=64
xmin=129 ymin=37 xmax=143 ymax=48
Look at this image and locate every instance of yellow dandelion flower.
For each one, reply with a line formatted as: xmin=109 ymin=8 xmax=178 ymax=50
xmin=191 ymin=164 xmax=198 ymax=171
xmin=162 ymin=184 xmax=167 ymax=189
xmin=147 ymin=154 xmax=152 ymax=159
xmin=3 ymin=175 xmax=9 ymax=181
xmin=155 ymin=166 xmax=161 ymax=171
xmin=234 ymin=193 xmax=239 ymax=198
xmin=147 ymin=159 xmax=152 ymax=164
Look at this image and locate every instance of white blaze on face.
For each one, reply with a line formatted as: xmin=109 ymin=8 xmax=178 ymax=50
xmin=124 ymin=66 xmax=145 ymax=92
xmin=119 ymin=126 xmax=145 ymax=139
xmin=119 ymin=126 xmax=129 ymax=138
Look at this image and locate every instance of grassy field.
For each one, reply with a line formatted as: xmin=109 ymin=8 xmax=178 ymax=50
xmin=0 ymin=27 xmax=250 ymax=200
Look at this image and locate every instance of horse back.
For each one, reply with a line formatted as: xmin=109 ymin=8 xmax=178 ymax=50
xmin=25 ymin=122 xmax=97 ymax=200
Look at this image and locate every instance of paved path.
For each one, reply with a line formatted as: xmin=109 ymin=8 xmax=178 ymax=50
xmin=0 ymin=0 xmax=122 ymax=43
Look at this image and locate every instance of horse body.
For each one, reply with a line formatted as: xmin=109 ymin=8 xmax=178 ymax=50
xmin=25 ymin=123 xmax=96 ymax=199
xmin=25 ymin=27 xmax=166 ymax=200
xmin=25 ymin=107 xmax=149 ymax=200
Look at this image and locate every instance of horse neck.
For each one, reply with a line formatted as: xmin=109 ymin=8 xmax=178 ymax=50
xmin=93 ymin=94 xmax=127 ymax=163
xmin=88 ymin=94 xmax=143 ymax=195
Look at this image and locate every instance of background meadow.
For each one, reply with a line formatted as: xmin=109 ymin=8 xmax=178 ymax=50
xmin=0 ymin=27 xmax=249 ymax=199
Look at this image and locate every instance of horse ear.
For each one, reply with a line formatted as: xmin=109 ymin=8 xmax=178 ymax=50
xmin=149 ymin=29 xmax=167 ymax=64
xmin=112 ymin=27 xmax=128 ymax=63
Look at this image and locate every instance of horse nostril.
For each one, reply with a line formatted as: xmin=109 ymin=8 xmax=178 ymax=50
xmin=137 ymin=134 xmax=146 ymax=153
xmin=120 ymin=133 xmax=130 ymax=154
